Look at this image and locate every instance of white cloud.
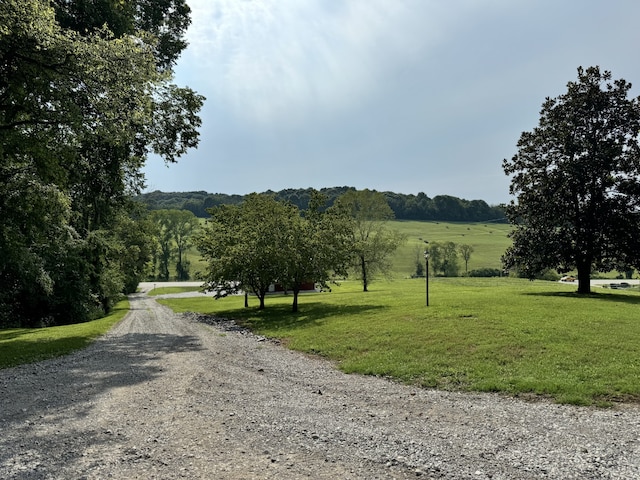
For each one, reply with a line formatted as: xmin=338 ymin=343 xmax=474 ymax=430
xmin=180 ymin=0 xmax=510 ymax=125
xmin=146 ymin=0 xmax=640 ymax=204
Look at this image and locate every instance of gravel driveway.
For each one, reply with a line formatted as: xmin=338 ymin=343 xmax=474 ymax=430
xmin=1 ymin=291 xmax=640 ymax=479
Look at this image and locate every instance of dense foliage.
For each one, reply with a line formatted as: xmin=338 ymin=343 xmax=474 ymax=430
xmin=330 ymin=190 xmax=405 ymax=291
xmin=149 ymin=209 xmax=198 ymax=281
xmin=136 ymin=187 xmax=506 ymax=222
xmin=467 ymin=268 xmax=503 ymax=278
xmin=196 ymin=191 xmax=352 ymax=312
xmin=427 ymin=241 xmax=461 ymax=277
xmin=0 ymin=0 xmax=203 ymax=326
xmin=503 ymin=67 xmax=640 ymax=293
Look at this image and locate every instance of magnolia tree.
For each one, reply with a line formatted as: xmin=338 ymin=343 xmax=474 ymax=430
xmin=503 ymin=67 xmax=640 ymax=293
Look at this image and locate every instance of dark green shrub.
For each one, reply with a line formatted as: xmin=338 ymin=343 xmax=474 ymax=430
xmin=468 ymin=268 xmax=502 ymax=277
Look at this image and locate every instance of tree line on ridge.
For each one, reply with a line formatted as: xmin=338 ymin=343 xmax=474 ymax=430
xmin=137 ymin=187 xmax=507 ymax=223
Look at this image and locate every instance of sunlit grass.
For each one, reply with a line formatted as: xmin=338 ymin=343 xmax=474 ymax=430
xmin=159 ymin=278 xmax=640 ymax=406
xmin=389 ymin=220 xmax=513 ymax=277
xmin=148 ymin=286 xmax=202 ymax=296
xmin=0 ymin=300 xmax=129 ymax=369
xmin=167 ymin=220 xmax=515 ymax=280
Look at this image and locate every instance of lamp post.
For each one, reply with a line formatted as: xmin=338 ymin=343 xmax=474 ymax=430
xmin=424 ymin=241 xmax=429 ymax=306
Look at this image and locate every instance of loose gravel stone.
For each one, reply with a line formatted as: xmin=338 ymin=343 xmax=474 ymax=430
xmin=1 ymin=291 xmax=639 ymax=479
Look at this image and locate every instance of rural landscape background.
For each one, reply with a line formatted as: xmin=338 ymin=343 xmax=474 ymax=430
xmin=3 ymin=1 xmax=640 ymax=416
xmin=145 ymin=188 xmax=640 ymax=407
xmin=138 ymin=187 xmax=511 ymax=280
xmin=6 ymin=185 xmax=640 ymax=408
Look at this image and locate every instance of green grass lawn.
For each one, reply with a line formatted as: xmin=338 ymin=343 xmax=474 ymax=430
xmin=158 ymin=278 xmax=640 ymax=406
xmin=0 ymin=299 xmax=129 ymax=369
xmin=148 ymin=286 xmax=202 ymax=296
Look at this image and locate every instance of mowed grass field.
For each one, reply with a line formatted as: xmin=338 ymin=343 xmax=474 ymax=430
xmin=390 ymin=220 xmax=512 ymax=276
xmin=159 ymin=278 xmax=640 ymax=406
xmin=181 ymin=220 xmax=513 ymax=280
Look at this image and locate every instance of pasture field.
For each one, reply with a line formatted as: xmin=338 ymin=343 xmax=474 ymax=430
xmin=0 ymin=300 xmax=129 ymax=369
xmin=389 ymin=220 xmax=512 ymax=276
xmin=176 ymin=220 xmax=513 ymax=281
xmin=159 ymin=278 xmax=640 ymax=406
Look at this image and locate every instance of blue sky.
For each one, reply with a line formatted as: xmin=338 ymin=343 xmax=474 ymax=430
xmin=142 ymin=0 xmax=640 ymax=205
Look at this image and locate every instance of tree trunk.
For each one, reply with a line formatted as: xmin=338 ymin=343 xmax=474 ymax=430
xmin=361 ymin=256 xmax=368 ymax=292
xmin=258 ymin=294 xmax=265 ymax=310
xmin=576 ymin=260 xmax=591 ymax=294
xmin=292 ymin=288 xmax=299 ymax=313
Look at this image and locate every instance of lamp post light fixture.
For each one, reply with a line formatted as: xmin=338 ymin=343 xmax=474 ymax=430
xmin=424 ymin=241 xmax=429 ymax=307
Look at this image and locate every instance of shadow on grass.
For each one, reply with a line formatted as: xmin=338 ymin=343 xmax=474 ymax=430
xmin=0 ymin=336 xmax=96 ymax=369
xmin=1 ymin=302 xmax=130 ymax=335
xmin=524 ymin=290 xmax=640 ymax=305
xmin=0 ymin=328 xmax=35 ymax=342
xmin=216 ymin=302 xmax=387 ymax=331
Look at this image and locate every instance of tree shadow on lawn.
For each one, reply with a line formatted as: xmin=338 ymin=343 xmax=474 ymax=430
xmin=524 ymin=290 xmax=640 ymax=305
xmin=219 ymin=302 xmax=388 ymax=331
xmin=0 ymin=328 xmax=37 ymax=342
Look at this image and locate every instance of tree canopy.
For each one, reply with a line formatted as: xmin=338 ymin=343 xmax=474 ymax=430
xmin=330 ymin=189 xmax=405 ymax=292
xmin=0 ymin=0 xmax=203 ymax=326
xmin=428 ymin=241 xmax=460 ymax=277
xmin=502 ymin=66 xmax=640 ymax=293
xmin=196 ymin=192 xmax=351 ymax=312
xmin=136 ymin=188 xmax=506 ymax=223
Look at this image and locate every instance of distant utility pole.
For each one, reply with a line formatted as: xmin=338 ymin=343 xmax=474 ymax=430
xmin=424 ymin=241 xmax=429 ymax=307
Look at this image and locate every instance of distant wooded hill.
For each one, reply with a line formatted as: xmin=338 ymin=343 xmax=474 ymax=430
xmin=136 ymin=187 xmax=507 ymax=223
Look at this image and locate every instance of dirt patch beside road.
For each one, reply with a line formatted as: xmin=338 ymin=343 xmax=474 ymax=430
xmin=1 ymin=292 xmax=639 ymax=479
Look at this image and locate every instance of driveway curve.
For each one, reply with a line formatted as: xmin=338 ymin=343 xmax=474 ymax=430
xmin=1 ymin=290 xmax=639 ymax=479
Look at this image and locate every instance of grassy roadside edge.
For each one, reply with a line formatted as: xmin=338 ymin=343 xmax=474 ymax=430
xmin=0 ymin=299 xmax=130 ymax=370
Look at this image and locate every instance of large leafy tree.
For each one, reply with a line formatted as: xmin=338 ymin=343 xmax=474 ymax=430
xmin=330 ymin=189 xmax=405 ymax=292
xmin=197 ymin=192 xmax=351 ymax=311
xmin=0 ymin=0 xmax=203 ymax=325
xmin=53 ymin=0 xmax=191 ymax=70
xmin=113 ymin=209 xmax=158 ymax=293
xmin=197 ymin=194 xmax=294 ymax=310
xmin=503 ymin=66 xmax=640 ymax=294
xmin=279 ymin=191 xmax=352 ymax=312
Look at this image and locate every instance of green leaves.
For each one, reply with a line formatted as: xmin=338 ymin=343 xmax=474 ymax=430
xmin=149 ymin=209 xmax=197 ymax=280
xmin=503 ymin=66 xmax=640 ymax=292
xmin=197 ymin=192 xmax=354 ymax=311
xmin=331 ymin=190 xmax=405 ymax=291
xmin=0 ymin=0 xmax=202 ymax=325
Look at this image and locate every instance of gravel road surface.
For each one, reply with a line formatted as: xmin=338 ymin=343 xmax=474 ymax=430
xmin=1 ymin=290 xmax=639 ymax=479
